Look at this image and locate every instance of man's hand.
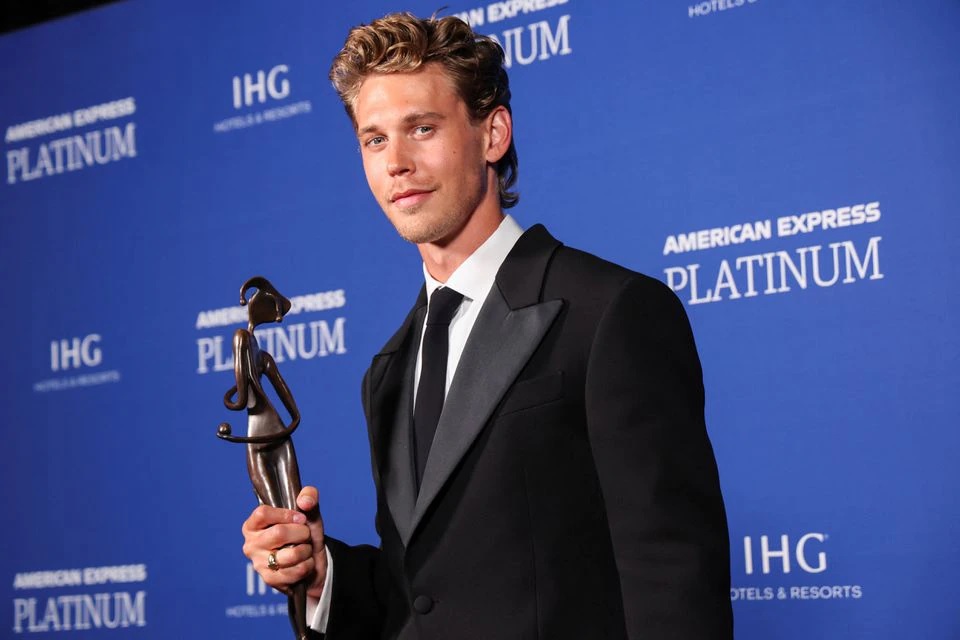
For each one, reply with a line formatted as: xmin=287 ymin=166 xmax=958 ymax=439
xmin=242 ymin=486 xmax=327 ymax=599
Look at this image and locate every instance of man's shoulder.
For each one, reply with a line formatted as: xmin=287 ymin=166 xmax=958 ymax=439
xmin=505 ymin=223 xmax=681 ymax=310
xmin=544 ymin=235 xmax=675 ymax=304
xmin=552 ymin=241 xmax=638 ymax=280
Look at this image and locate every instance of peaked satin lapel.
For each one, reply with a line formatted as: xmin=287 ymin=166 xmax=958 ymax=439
xmin=368 ymin=292 xmax=426 ymax=544
xmin=408 ymin=287 xmax=563 ymax=544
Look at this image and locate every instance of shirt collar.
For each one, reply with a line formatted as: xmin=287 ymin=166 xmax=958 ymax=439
xmin=423 ymin=215 xmax=524 ymax=302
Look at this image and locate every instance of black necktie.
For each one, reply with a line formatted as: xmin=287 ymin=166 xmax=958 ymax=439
xmin=414 ymin=286 xmax=464 ymax=489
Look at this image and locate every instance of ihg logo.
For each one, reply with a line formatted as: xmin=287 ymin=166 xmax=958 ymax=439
xmin=50 ymin=334 xmax=102 ymax=371
xmin=232 ymin=64 xmax=291 ymax=109
xmin=743 ymin=533 xmax=827 ymax=575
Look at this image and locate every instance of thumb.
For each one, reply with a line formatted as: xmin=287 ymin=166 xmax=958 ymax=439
xmin=298 ymin=486 xmax=326 ymax=550
xmin=297 ymin=485 xmax=319 ymax=513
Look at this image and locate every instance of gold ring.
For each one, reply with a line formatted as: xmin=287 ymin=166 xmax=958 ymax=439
xmin=267 ymin=551 xmax=280 ymax=572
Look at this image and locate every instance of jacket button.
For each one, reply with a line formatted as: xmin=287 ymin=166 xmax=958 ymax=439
xmin=413 ymin=595 xmax=434 ymax=614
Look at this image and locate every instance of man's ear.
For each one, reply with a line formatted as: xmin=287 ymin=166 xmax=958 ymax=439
xmin=484 ymin=105 xmax=512 ymax=164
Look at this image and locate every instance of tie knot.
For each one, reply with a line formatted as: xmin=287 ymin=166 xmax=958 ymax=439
xmin=426 ymin=287 xmax=464 ymax=326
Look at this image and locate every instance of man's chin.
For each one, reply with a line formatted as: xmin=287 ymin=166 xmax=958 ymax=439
xmin=396 ymin=227 xmax=441 ymax=245
xmin=395 ymin=221 xmax=460 ymax=246
xmin=385 ymin=204 xmax=473 ymax=246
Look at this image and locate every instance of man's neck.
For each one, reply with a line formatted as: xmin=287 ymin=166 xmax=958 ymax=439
xmin=418 ymin=203 xmax=505 ymax=283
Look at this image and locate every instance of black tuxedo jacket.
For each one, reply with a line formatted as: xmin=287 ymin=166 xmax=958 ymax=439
xmin=322 ymin=225 xmax=732 ymax=640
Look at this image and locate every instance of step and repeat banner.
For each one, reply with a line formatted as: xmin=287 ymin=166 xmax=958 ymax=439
xmin=2 ymin=1 xmax=957 ymax=637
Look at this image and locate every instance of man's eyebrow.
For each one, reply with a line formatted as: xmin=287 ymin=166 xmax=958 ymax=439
xmin=357 ymin=111 xmax=447 ymax=137
xmin=403 ymin=111 xmax=446 ymax=124
xmin=356 ymin=123 xmax=380 ymax=137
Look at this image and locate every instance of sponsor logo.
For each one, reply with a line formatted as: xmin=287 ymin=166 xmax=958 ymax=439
xmin=195 ymin=288 xmax=347 ymax=375
xmin=744 ymin=533 xmax=827 ymax=575
xmin=731 ymin=533 xmax=864 ymax=602
xmin=662 ymin=200 xmax=884 ymax=305
xmin=688 ymin=0 xmax=761 ymax=19
xmin=34 ymin=333 xmax=121 ymax=393
xmin=214 ymin=64 xmax=312 ymax=134
xmin=12 ymin=564 xmax=148 ymax=633
xmin=5 ymin=97 xmax=138 ymax=185
xmin=453 ymin=0 xmax=572 ymax=68
xmin=233 ymin=65 xmax=291 ymax=108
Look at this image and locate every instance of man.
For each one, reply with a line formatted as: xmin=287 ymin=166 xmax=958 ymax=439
xmin=242 ymin=12 xmax=733 ymax=639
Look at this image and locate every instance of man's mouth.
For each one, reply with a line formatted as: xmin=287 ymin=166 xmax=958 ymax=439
xmin=391 ymin=189 xmax=433 ymax=208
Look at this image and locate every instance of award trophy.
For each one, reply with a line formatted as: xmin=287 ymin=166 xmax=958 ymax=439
xmin=216 ymin=276 xmax=309 ymax=640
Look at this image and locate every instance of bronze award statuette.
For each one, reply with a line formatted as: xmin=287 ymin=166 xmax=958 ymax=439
xmin=216 ymin=276 xmax=309 ymax=640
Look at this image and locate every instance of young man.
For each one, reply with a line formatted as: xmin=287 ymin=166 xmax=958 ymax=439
xmin=242 ymin=12 xmax=733 ymax=639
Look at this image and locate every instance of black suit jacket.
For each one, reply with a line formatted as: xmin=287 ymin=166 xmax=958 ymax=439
xmin=322 ymin=225 xmax=732 ymax=639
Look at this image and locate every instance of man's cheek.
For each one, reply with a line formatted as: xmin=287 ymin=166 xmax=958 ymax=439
xmin=361 ymin=170 xmax=379 ymax=198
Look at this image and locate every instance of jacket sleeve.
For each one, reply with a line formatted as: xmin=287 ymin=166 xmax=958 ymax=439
xmin=321 ymin=536 xmax=384 ymax=639
xmin=584 ymin=275 xmax=733 ymax=639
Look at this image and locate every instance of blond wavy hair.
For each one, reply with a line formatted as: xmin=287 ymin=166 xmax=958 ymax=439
xmin=330 ymin=13 xmax=519 ymax=209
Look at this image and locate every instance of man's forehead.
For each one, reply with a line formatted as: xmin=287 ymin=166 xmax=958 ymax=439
xmin=357 ymin=66 xmax=456 ymax=100
xmin=354 ymin=66 xmax=465 ymax=127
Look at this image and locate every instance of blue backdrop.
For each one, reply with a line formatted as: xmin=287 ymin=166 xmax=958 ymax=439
xmin=2 ymin=1 xmax=958 ymax=637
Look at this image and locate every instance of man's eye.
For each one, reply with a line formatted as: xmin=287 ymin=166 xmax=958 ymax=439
xmin=414 ymin=126 xmax=433 ymax=135
xmin=365 ymin=136 xmax=386 ymax=148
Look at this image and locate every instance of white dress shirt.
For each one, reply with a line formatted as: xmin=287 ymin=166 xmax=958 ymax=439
xmin=415 ymin=214 xmax=525 ymax=402
xmin=308 ymin=215 xmax=524 ymax=632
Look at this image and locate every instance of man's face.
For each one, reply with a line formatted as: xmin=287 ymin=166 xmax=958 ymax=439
xmin=353 ymin=64 xmax=492 ymax=245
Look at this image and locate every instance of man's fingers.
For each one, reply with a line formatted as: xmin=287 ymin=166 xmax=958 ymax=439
xmin=243 ymin=504 xmax=306 ymax=533
xmin=296 ymin=486 xmax=319 ymax=512
xmin=271 ymin=543 xmax=314 ymax=569
xmin=242 ymin=522 xmax=311 ymax=561
xmin=296 ymin=486 xmax=326 ymax=549
xmin=240 ymin=488 xmax=324 ymax=592
xmin=260 ymin=523 xmax=313 ymax=549
xmin=260 ymin=555 xmax=316 ymax=590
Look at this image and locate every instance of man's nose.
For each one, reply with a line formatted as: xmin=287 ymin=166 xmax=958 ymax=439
xmin=386 ymin=140 xmax=413 ymax=177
